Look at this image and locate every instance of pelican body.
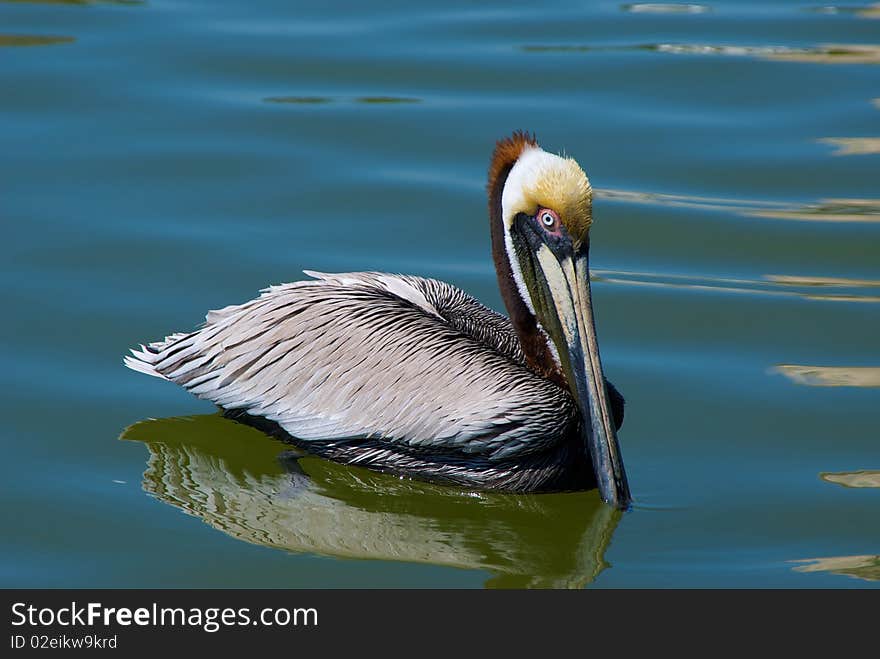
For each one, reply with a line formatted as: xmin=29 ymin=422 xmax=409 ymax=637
xmin=125 ymin=132 xmax=632 ymax=507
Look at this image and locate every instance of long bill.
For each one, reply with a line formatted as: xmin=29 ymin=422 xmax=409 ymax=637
xmin=534 ymin=247 xmax=632 ymax=509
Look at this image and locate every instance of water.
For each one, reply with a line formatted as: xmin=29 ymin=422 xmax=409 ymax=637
xmin=2 ymin=0 xmax=878 ymax=588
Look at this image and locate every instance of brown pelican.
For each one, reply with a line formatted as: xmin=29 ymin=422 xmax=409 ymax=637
xmin=125 ymin=132 xmax=632 ymax=508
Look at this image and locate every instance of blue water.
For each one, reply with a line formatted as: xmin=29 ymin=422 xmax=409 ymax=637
xmin=2 ymin=0 xmax=878 ymax=588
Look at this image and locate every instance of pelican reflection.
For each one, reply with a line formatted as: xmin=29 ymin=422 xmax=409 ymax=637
xmin=121 ymin=414 xmax=622 ymax=588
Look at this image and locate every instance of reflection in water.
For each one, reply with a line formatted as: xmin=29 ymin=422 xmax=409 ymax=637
xmin=806 ymin=4 xmax=880 ymax=19
xmin=597 ymin=188 xmax=880 ymax=224
xmin=821 ymin=471 xmax=880 ymax=488
xmin=356 ymin=96 xmax=421 ymax=104
xmin=763 ymin=44 xmax=880 ymax=64
xmin=121 ymin=414 xmax=622 ymax=588
xmin=772 ymin=365 xmax=880 ymax=387
xmin=264 ymin=96 xmax=332 ymax=105
xmin=765 ymin=275 xmax=880 ymax=288
xmin=749 ymin=198 xmax=880 ymax=223
xmin=596 ymin=187 xmax=781 ymax=213
xmin=819 ymin=137 xmax=880 ymax=156
xmin=0 ymin=34 xmax=74 ymax=47
xmin=0 ymin=0 xmax=142 ymax=5
xmin=621 ymin=3 xmax=710 ymax=13
xmin=522 ymin=43 xmax=880 ymax=64
xmin=819 ymin=85 xmax=880 ymax=157
xmin=590 ymin=268 xmax=880 ymax=304
xmin=264 ymin=96 xmax=421 ymax=105
xmin=791 ymin=555 xmax=880 ymax=582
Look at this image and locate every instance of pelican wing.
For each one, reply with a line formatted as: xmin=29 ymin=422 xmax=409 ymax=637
xmin=125 ymin=272 xmax=575 ymax=460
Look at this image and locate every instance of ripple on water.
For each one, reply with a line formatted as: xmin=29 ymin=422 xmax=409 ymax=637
xmin=816 ymin=97 xmax=880 ymax=158
xmin=820 ymin=471 xmax=880 ymax=488
xmin=771 ymin=365 xmax=880 ymax=387
xmin=264 ymin=96 xmax=333 ymax=104
xmin=355 ymin=96 xmax=421 ymax=104
xmin=591 ymin=187 xmax=880 ymax=304
xmin=597 ymin=188 xmax=880 ymax=224
xmin=621 ymin=3 xmax=710 ymax=13
xmin=521 ymin=43 xmax=880 ymax=64
xmin=0 ymin=34 xmax=74 ymax=47
xmin=819 ymin=137 xmax=880 ymax=156
xmin=804 ymin=4 xmax=880 ymax=19
xmin=0 ymin=1 xmax=143 ymax=5
xmin=765 ymin=275 xmax=880 ymax=288
xmin=746 ymin=199 xmax=880 ymax=223
xmin=263 ymin=96 xmax=422 ymax=105
xmin=592 ymin=269 xmax=880 ymax=304
xmin=657 ymin=43 xmax=880 ymax=64
xmin=791 ymin=555 xmax=880 ymax=582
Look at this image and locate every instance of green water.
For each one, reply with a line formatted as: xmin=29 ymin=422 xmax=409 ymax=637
xmin=2 ymin=0 xmax=878 ymax=588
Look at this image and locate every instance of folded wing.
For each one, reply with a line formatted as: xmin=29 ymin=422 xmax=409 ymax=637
xmin=125 ymin=271 xmax=575 ymax=460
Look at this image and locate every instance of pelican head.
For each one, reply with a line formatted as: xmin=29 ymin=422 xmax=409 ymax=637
xmin=489 ymin=132 xmax=631 ymax=508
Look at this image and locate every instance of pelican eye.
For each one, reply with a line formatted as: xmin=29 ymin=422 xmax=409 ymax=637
xmin=538 ymin=209 xmax=560 ymax=231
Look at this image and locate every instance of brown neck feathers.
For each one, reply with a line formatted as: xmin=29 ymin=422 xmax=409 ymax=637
xmin=487 ymin=132 xmax=567 ymax=389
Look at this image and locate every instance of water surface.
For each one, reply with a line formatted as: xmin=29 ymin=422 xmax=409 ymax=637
xmin=2 ymin=0 xmax=878 ymax=587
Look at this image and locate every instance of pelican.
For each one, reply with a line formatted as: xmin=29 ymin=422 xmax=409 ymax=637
xmin=125 ymin=132 xmax=632 ymax=508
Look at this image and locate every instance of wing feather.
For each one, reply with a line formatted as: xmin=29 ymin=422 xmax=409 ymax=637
xmin=125 ymin=272 xmax=575 ymax=459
